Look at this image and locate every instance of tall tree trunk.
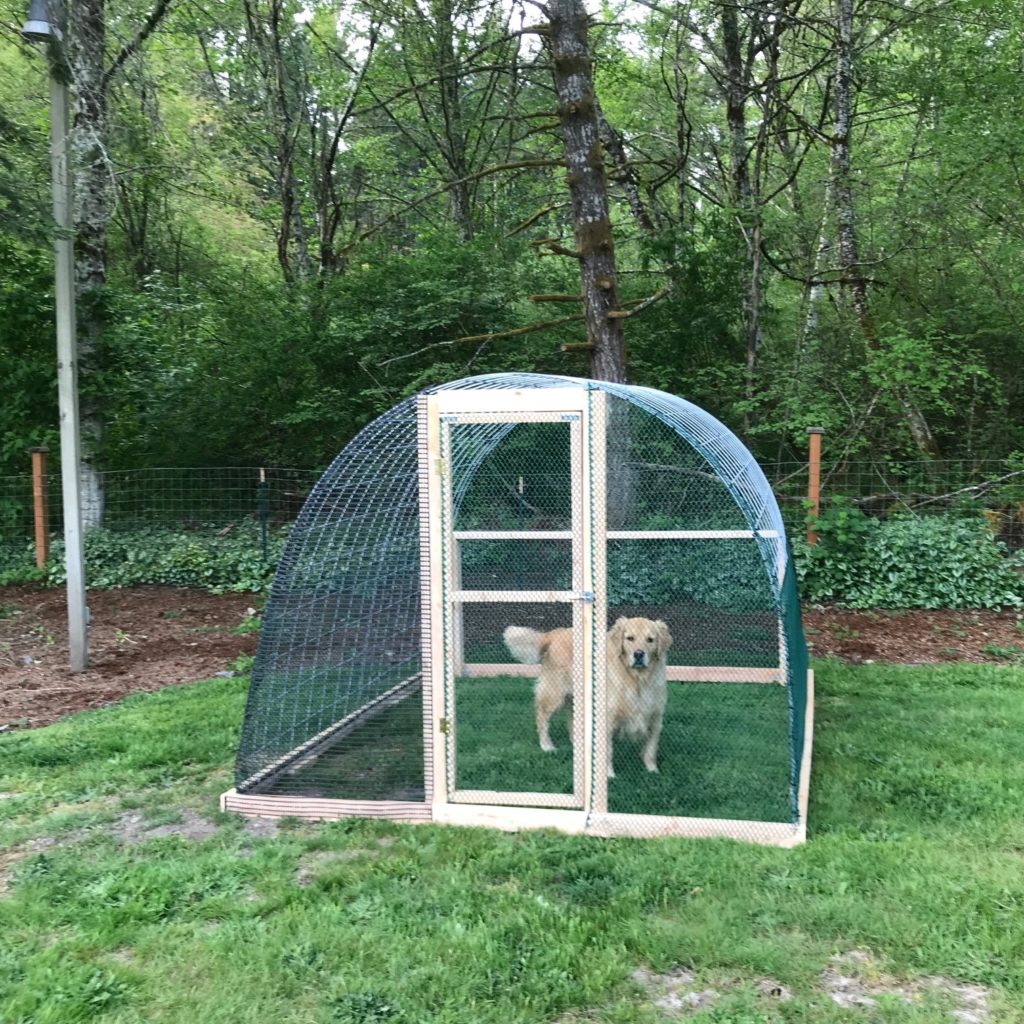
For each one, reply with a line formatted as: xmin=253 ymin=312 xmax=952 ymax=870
xmin=547 ymin=0 xmax=632 ymax=529
xmin=547 ymin=0 xmax=626 ymax=384
xmin=71 ymin=0 xmax=108 ymax=528
xmin=434 ymin=0 xmax=475 ymax=241
xmin=831 ymin=0 xmax=940 ymax=457
xmin=719 ymin=2 xmax=763 ymax=431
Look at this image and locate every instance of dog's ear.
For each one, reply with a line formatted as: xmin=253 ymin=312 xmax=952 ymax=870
xmin=608 ymin=617 xmax=628 ymax=650
xmin=654 ymin=620 xmax=673 ymax=655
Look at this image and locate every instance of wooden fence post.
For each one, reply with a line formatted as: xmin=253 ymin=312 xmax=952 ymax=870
xmin=30 ymin=447 xmax=50 ymax=568
xmin=806 ymin=428 xmax=824 ymax=546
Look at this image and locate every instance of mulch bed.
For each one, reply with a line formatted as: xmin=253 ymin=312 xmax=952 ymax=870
xmin=1 ymin=584 xmax=1022 ymax=731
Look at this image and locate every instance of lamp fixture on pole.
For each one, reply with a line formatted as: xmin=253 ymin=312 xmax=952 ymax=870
xmin=22 ymin=0 xmax=89 ymax=671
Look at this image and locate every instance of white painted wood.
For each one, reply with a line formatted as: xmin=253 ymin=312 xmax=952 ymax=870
xmin=666 ymin=666 xmax=782 ymax=683
xmin=432 ymin=387 xmax=590 ymax=415
xmin=417 ymin=394 xmax=437 ymax=803
xmin=451 ymin=790 xmax=580 ymax=809
xmin=430 ymin=802 xmax=803 ymax=847
xmin=797 ymin=669 xmax=814 ymax=829
xmin=585 ymin=812 xmax=804 ymax=847
xmin=459 ymin=664 xmax=782 ymax=684
xmin=606 ymin=529 xmax=780 ymax=540
xmin=221 ymin=789 xmax=431 ymax=822
xmin=432 ymin=802 xmax=589 ymax=834
xmin=451 ymin=529 xmax=779 ymax=542
xmin=426 ymin=395 xmax=449 ymax=805
xmin=587 ymin=389 xmax=609 ymax=815
xmin=450 ymin=589 xmax=583 ymax=603
xmin=454 ymin=530 xmax=573 ymax=541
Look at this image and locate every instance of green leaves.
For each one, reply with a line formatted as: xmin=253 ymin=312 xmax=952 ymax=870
xmin=42 ymin=525 xmax=288 ymax=593
xmin=796 ymin=512 xmax=1024 ymax=609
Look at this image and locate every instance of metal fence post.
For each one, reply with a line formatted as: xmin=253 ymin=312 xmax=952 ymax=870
xmin=807 ymin=427 xmax=824 ymax=546
xmin=30 ymin=447 xmax=50 ymax=568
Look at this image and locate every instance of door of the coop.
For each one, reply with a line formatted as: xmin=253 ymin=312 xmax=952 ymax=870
xmin=420 ymin=387 xmax=608 ymax=818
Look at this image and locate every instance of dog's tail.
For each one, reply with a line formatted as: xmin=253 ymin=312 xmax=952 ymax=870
xmin=503 ymin=625 xmax=545 ymax=664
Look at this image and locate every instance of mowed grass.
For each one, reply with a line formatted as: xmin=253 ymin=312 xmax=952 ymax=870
xmin=453 ymin=677 xmax=792 ymax=822
xmin=0 ymin=662 xmax=1022 ymax=1022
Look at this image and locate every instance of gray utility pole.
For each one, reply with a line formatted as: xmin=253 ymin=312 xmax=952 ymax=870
xmin=22 ymin=0 xmax=89 ymax=671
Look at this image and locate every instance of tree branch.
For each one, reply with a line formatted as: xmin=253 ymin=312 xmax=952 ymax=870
xmin=103 ymin=0 xmax=173 ymax=88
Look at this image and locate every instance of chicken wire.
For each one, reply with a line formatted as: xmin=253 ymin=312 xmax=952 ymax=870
xmin=232 ymin=373 xmax=809 ymax=842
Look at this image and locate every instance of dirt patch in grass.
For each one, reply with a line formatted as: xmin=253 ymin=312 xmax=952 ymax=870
xmin=631 ymin=967 xmax=719 ymax=1016
xmin=110 ymin=809 xmax=222 ymax=844
xmin=0 ymin=584 xmax=259 ymax=729
xmin=821 ymin=950 xmax=991 ymax=1022
xmin=3 ymin=583 xmax=1024 ymax=732
xmin=295 ymin=837 xmax=395 ymax=885
xmin=631 ymin=967 xmax=794 ymax=1016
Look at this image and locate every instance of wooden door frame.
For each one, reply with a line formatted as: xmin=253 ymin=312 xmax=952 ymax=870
xmin=420 ymin=387 xmax=605 ymax=814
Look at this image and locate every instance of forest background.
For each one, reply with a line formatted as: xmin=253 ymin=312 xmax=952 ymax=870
xmin=1 ymin=0 xmax=1022 ymax=485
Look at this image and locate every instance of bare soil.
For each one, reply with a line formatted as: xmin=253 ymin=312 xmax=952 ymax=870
xmin=0 ymin=584 xmax=259 ymax=730
xmin=1 ymin=584 xmax=1022 ymax=732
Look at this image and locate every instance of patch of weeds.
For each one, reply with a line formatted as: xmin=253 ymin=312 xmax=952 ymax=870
xmin=831 ymin=624 xmax=862 ymax=642
xmin=0 ymin=603 xmax=21 ymax=619
xmin=280 ymin=941 xmax=328 ymax=973
xmin=330 ymin=990 xmax=401 ymax=1023
xmin=31 ymin=623 xmax=55 ymax=645
xmin=231 ymin=653 xmax=255 ymax=674
xmin=232 ymin=611 xmax=262 ymax=636
xmin=980 ymin=642 xmax=1024 ymax=663
xmin=159 ymin=608 xmax=185 ymax=620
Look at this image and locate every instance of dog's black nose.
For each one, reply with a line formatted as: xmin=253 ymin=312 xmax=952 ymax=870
xmin=632 ymin=651 xmax=645 ymax=665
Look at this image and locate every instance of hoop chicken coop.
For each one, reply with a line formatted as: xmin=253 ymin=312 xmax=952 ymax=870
xmin=222 ymin=373 xmax=813 ymax=845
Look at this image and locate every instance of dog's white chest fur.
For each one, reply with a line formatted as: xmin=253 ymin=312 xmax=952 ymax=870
xmin=613 ymin=672 xmax=667 ymax=738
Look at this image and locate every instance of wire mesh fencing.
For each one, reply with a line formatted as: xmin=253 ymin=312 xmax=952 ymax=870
xmin=2 ymin=450 xmax=1023 ymax=592
xmin=0 ymin=465 xmax=321 ymax=588
xmin=768 ymin=457 xmax=1024 ymax=547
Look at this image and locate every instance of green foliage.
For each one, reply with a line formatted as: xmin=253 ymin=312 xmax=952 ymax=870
xmin=41 ymin=524 xmax=286 ymax=593
xmin=797 ymin=504 xmax=1024 ymax=608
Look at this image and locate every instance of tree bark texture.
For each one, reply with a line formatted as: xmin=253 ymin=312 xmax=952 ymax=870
xmin=547 ymin=0 xmax=627 ymax=384
xmin=830 ymin=0 xmax=940 ymax=457
xmin=70 ymin=0 xmax=109 ymax=528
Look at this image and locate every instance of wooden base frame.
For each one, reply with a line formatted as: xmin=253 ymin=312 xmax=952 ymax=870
xmin=222 ymin=672 xmax=813 ymax=848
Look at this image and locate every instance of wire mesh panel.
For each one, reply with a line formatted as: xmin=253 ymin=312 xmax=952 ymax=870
xmin=235 ymin=404 xmax=426 ymax=802
xmin=228 ymin=373 xmax=810 ymax=844
xmin=440 ymin=412 xmax=586 ymax=808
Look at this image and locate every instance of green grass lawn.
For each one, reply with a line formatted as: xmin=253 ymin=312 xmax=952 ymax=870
xmin=2 ymin=661 xmax=1024 ymax=1023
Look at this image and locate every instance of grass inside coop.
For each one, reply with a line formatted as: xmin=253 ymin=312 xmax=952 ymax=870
xmin=269 ymin=677 xmax=793 ymax=822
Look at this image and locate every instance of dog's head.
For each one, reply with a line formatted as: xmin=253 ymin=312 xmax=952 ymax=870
xmin=609 ymin=617 xmax=673 ymax=671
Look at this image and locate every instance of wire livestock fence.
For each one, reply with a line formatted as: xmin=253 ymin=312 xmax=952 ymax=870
xmin=0 ymin=465 xmax=322 ymax=588
xmin=1 ymin=455 xmax=1023 ymax=590
xmin=766 ymin=458 xmax=1024 ymax=541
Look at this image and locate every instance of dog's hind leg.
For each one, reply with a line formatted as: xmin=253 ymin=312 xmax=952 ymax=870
xmin=535 ymin=684 xmax=566 ymax=752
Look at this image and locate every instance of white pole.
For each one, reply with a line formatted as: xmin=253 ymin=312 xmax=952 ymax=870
xmin=48 ymin=58 xmax=89 ymax=671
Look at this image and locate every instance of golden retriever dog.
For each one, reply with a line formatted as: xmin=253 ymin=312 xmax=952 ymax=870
xmin=503 ymin=617 xmax=673 ymax=777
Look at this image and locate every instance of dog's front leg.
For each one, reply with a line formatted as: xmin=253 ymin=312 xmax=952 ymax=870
xmin=642 ymin=711 xmax=663 ymax=773
xmin=607 ymin=730 xmax=616 ymax=778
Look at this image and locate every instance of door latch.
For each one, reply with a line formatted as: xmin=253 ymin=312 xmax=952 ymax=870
xmin=439 ymin=717 xmax=450 ymax=735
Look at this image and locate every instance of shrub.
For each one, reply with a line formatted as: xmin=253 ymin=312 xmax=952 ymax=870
xmin=42 ymin=523 xmax=288 ymax=593
xmin=796 ymin=502 xmax=1024 ymax=608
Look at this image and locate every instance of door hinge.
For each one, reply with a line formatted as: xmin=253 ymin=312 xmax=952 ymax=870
xmin=439 ymin=717 xmax=450 ymax=735
xmin=580 ymin=591 xmax=594 ymax=604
